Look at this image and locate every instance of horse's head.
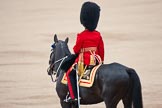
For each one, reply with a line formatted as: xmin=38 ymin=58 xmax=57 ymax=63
xmin=47 ymin=34 xmax=70 ymax=78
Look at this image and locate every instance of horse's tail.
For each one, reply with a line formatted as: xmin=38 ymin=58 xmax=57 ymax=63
xmin=127 ymin=68 xmax=143 ymax=108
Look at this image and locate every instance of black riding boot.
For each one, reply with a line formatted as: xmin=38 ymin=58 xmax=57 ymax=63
xmin=65 ymin=69 xmax=78 ymax=102
xmin=69 ymin=69 xmax=78 ymax=98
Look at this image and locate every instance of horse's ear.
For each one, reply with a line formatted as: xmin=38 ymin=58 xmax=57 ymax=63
xmin=65 ymin=37 xmax=69 ymax=44
xmin=54 ymin=34 xmax=58 ymax=43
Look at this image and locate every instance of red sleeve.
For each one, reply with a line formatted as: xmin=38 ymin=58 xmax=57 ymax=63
xmin=73 ymin=34 xmax=82 ymax=54
xmin=98 ymin=36 xmax=104 ymax=62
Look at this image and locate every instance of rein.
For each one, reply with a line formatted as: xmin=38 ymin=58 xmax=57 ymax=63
xmin=55 ymin=56 xmax=68 ymax=75
xmin=48 ymin=56 xmax=68 ymax=82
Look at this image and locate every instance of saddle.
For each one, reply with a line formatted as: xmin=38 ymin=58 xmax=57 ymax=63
xmin=61 ymin=64 xmax=101 ymax=87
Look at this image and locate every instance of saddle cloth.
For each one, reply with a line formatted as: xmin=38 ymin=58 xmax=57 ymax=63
xmin=61 ymin=64 xmax=101 ymax=87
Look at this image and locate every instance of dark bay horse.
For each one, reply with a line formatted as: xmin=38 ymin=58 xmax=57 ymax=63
xmin=47 ymin=34 xmax=143 ymax=108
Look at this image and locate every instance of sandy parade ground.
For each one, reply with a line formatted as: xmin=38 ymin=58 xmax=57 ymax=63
xmin=0 ymin=0 xmax=162 ymax=108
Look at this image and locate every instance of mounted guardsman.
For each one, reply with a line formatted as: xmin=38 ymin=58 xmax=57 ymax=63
xmin=47 ymin=1 xmax=143 ymax=107
xmin=65 ymin=1 xmax=105 ymax=102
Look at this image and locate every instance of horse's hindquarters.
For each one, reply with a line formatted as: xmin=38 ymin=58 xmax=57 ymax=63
xmin=97 ymin=63 xmax=130 ymax=107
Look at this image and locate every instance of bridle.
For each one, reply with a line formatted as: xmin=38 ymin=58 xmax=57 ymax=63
xmin=47 ymin=48 xmax=68 ymax=82
xmin=47 ymin=55 xmax=68 ymax=82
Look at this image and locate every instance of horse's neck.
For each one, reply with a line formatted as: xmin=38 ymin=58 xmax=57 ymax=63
xmin=57 ymin=69 xmax=65 ymax=82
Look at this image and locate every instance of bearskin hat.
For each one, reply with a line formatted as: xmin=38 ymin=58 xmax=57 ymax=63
xmin=80 ymin=1 xmax=100 ymax=31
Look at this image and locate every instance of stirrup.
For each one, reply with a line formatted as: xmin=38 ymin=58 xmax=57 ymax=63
xmin=63 ymin=93 xmax=80 ymax=103
xmin=64 ymin=96 xmax=78 ymax=103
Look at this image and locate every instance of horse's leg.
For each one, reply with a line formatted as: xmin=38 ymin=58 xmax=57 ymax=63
xmin=102 ymin=86 xmax=121 ymax=108
xmin=71 ymin=102 xmax=78 ymax=108
xmin=104 ymin=99 xmax=117 ymax=108
xmin=60 ymin=100 xmax=79 ymax=108
xmin=103 ymin=96 xmax=119 ymax=108
xmin=122 ymin=96 xmax=132 ymax=108
xmin=122 ymin=86 xmax=133 ymax=108
xmin=60 ymin=100 xmax=71 ymax=108
xmin=102 ymin=79 xmax=129 ymax=108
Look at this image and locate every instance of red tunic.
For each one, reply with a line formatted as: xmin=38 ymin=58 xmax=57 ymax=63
xmin=73 ymin=30 xmax=104 ymax=65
